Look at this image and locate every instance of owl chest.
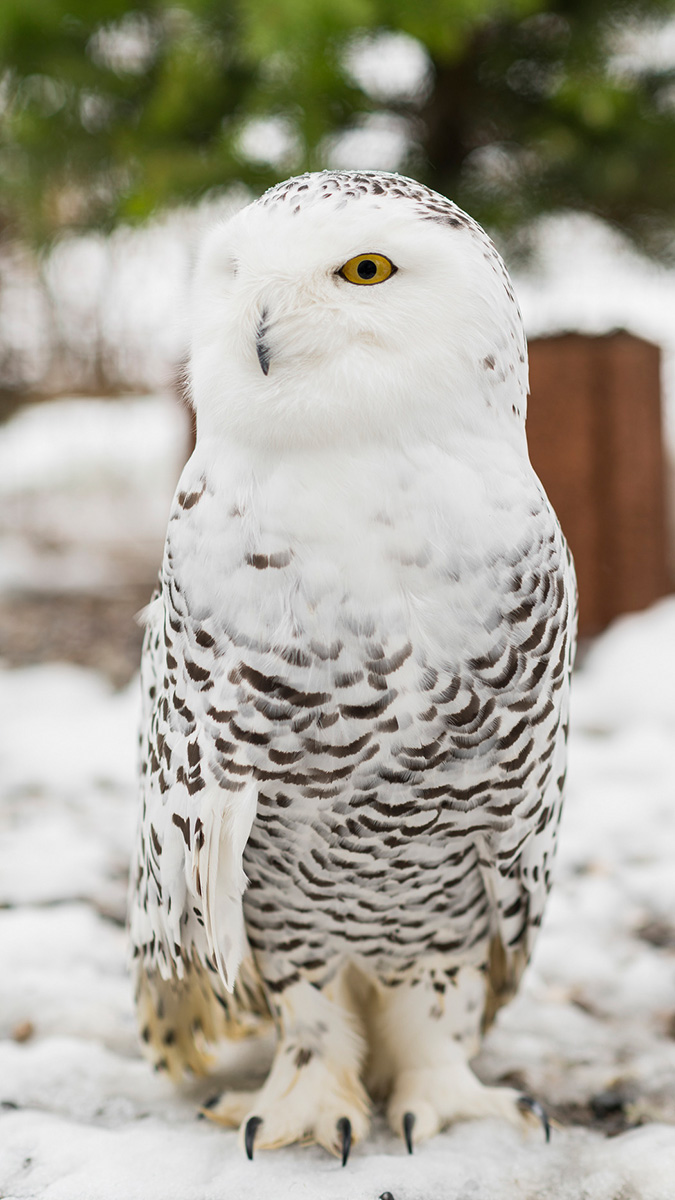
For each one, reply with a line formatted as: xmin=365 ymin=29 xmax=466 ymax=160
xmin=168 ymin=453 xmax=564 ymax=839
xmin=232 ymin=637 xmax=525 ymax=913
xmin=171 ymin=444 xmax=531 ymax=664
xmin=240 ymin=750 xmax=489 ymax=973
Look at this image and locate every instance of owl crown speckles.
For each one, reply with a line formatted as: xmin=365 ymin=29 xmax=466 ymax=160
xmin=129 ymin=170 xmax=576 ymax=1159
xmin=255 ymin=170 xmax=505 ymax=275
xmin=258 ymin=169 xmax=476 ymax=226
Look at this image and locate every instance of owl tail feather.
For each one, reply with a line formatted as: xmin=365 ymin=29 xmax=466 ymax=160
xmin=193 ymin=783 xmax=259 ymax=993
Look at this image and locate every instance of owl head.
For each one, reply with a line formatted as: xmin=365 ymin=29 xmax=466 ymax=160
xmin=189 ymin=171 xmax=528 ymax=453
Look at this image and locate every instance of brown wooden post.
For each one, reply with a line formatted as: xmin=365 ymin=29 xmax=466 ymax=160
xmin=527 ymin=332 xmax=671 ymax=636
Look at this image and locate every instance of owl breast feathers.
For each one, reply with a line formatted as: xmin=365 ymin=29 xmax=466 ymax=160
xmin=129 ymin=170 xmax=576 ymax=1159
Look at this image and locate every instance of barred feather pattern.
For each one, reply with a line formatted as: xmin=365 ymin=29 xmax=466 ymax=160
xmin=130 ymin=440 xmax=576 ymax=1023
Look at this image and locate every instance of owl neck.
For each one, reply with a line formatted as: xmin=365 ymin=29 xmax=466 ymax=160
xmin=193 ymin=425 xmax=534 ymax=519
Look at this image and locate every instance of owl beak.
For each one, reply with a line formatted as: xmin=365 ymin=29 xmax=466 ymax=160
xmin=256 ymin=309 xmax=271 ymax=376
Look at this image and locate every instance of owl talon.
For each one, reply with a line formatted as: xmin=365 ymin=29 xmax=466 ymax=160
xmin=245 ymin=1115 xmax=263 ymax=1160
xmin=337 ymin=1116 xmax=352 ymax=1166
xmin=517 ymin=1095 xmax=550 ymax=1142
xmin=197 ymin=1094 xmax=219 ymax=1122
xmin=402 ymin=1111 xmax=415 ymax=1154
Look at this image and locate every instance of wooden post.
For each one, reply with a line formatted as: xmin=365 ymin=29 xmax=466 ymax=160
xmin=527 ymin=332 xmax=671 ymax=636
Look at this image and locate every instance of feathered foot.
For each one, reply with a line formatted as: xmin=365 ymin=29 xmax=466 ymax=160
xmin=202 ymin=978 xmax=370 ymax=1159
xmin=387 ymin=1064 xmax=548 ymax=1146
xmin=367 ymin=962 xmax=551 ymax=1148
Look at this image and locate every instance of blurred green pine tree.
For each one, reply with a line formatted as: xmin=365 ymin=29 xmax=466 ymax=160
xmin=1 ymin=0 xmax=674 ymax=255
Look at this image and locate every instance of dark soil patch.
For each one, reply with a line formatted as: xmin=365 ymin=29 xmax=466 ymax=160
xmin=0 ymin=584 xmax=153 ymax=687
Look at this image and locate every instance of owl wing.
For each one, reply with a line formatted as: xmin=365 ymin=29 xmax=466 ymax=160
xmin=129 ymin=479 xmax=266 ymax=1010
xmin=475 ymin=530 xmax=577 ymax=1030
xmin=477 ymin=759 xmax=567 ymax=1030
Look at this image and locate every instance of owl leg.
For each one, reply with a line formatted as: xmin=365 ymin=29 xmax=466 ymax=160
xmin=204 ymin=970 xmax=370 ymax=1159
xmin=368 ymin=962 xmax=545 ymax=1147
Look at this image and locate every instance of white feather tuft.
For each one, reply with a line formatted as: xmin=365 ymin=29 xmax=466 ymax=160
xmin=195 ymin=783 xmax=258 ymax=992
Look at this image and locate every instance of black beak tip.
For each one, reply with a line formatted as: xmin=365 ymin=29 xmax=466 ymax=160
xmin=256 ymin=338 xmax=270 ymax=375
xmin=256 ymin=310 xmax=271 ymax=375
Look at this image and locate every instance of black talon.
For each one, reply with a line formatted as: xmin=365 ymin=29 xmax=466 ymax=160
xmin=244 ymin=1115 xmax=262 ymax=1160
xmin=337 ymin=1116 xmax=352 ymax=1166
xmin=197 ymin=1094 xmax=220 ymax=1120
xmin=403 ymin=1110 xmax=415 ymax=1154
xmin=518 ymin=1095 xmax=551 ymax=1143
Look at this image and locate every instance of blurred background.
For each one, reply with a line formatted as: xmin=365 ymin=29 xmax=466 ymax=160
xmin=1 ymin=0 xmax=674 ymax=683
xmin=2 ymin=7 xmax=675 ymax=1187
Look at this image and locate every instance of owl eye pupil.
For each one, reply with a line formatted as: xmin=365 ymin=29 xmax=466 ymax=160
xmin=357 ymin=259 xmax=377 ymax=279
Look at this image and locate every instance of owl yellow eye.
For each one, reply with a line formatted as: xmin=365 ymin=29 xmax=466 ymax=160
xmin=338 ymin=253 xmax=397 ymax=286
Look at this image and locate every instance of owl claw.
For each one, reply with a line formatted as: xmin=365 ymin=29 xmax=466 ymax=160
xmin=337 ymin=1116 xmax=352 ymax=1166
xmin=402 ymin=1110 xmax=415 ymax=1153
xmin=517 ymin=1095 xmax=550 ymax=1142
xmin=244 ymin=1115 xmax=263 ymax=1160
xmin=196 ymin=1094 xmax=219 ymax=1120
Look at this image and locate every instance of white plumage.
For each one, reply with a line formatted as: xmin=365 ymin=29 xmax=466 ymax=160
xmin=129 ymin=170 xmax=576 ymax=1158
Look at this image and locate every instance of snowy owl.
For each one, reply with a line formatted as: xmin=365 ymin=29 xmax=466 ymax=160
xmin=129 ymin=170 xmax=576 ymax=1162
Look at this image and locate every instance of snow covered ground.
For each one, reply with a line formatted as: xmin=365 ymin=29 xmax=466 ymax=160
xmin=1 ymin=397 xmax=675 ymax=1199
xmin=0 ymin=393 xmax=188 ymax=598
